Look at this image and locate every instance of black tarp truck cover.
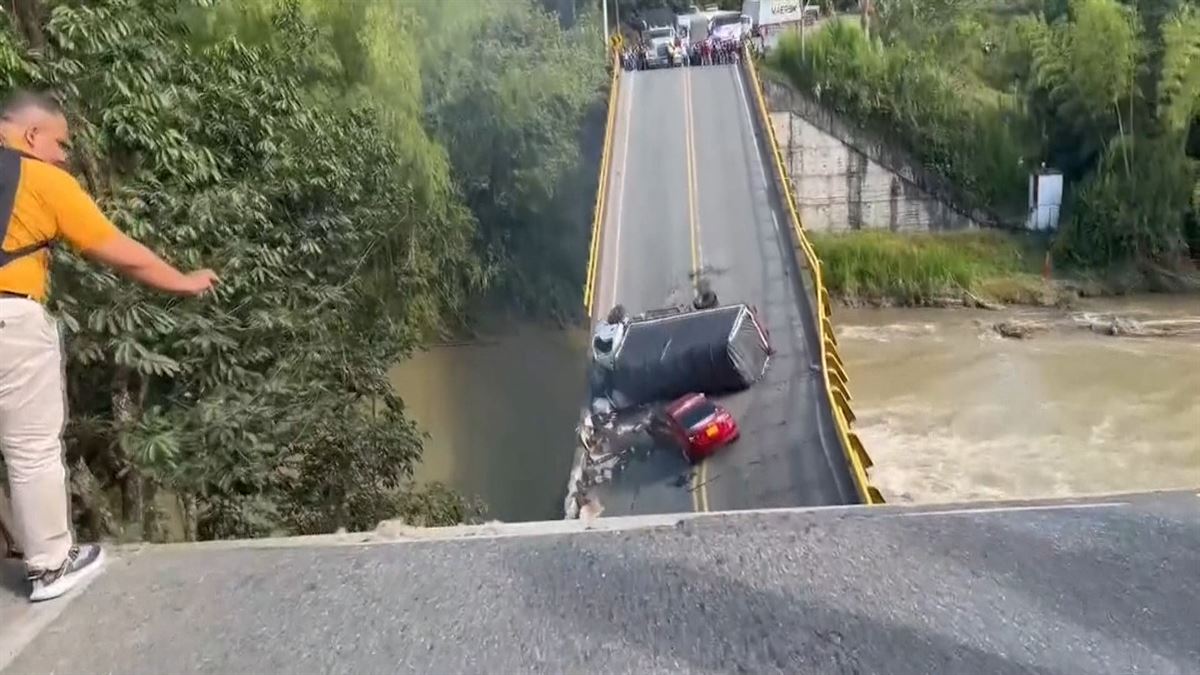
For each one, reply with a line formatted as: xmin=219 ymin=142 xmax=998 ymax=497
xmin=607 ymin=304 xmax=770 ymax=406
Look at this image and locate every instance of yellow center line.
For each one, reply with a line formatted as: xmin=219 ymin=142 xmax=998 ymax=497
xmin=682 ymin=65 xmax=710 ymax=514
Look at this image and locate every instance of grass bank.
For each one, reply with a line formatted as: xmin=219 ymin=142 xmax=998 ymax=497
xmin=811 ymin=230 xmax=1056 ymax=307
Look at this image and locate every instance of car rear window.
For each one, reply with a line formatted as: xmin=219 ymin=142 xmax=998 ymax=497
xmin=676 ymin=400 xmax=718 ymax=429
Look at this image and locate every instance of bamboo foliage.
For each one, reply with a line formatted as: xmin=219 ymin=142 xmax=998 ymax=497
xmin=1157 ymin=4 xmax=1200 ymax=141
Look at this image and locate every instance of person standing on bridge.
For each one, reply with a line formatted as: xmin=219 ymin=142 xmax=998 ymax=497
xmin=0 ymin=91 xmax=218 ymax=602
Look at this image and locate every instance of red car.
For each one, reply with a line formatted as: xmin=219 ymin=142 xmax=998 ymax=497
xmin=653 ymin=393 xmax=740 ymax=462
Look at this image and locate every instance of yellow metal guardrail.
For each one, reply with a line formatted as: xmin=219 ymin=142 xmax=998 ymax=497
xmin=583 ymin=50 xmax=622 ymax=316
xmin=743 ymin=46 xmax=885 ymax=505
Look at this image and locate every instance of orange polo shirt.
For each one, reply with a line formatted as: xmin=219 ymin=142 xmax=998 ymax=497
xmin=0 ymin=149 xmax=119 ymax=302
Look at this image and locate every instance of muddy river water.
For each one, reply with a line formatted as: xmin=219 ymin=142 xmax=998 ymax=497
xmin=389 ymin=325 xmax=589 ymax=521
xmin=391 ymin=295 xmax=1199 ymax=520
xmin=838 ymin=295 xmax=1200 ymax=503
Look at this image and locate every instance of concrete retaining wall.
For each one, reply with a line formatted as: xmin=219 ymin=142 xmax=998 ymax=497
xmin=763 ymin=77 xmax=1004 ymax=233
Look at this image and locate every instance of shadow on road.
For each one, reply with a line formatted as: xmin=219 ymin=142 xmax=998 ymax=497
xmin=504 ymin=525 xmax=1060 ymax=675
xmin=0 ymin=560 xmax=25 ymax=599
xmin=924 ymin=505 xmax=1200 ymax=665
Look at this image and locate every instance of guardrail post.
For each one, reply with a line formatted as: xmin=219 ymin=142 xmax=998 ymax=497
xmin=830 ymin=387 xmax=857 ymax=426
xmin=847 ymin=432 xmax=873 ymax=469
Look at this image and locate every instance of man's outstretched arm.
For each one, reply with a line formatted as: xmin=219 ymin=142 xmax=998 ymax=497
xmin=50 ymin=170 xmax=218 ymax=297
xmin=86 ymin=232 xmax=218 ymax=296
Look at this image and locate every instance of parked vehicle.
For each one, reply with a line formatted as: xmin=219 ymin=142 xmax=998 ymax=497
xmin=708 ymin=10 xmax=753 ymax=43
xmin=741 ymin=0 xmax=819 ymax=31
xmin=642 ymin=25 xmax=681 ymax=68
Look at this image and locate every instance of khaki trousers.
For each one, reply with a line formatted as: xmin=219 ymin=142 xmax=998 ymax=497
xmin=0 ymin=297 xmax=73 ymax=571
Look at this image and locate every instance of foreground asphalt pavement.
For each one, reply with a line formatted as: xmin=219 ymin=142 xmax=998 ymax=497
xmin=2 ymin=491 xmax=1196 ymax=673
xmin=587 ymin=63 xmax=857 ymax=517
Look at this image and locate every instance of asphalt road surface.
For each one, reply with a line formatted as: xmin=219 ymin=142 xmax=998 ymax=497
xmin=5 ymin=492 xmax=1197 ymax=673
xmin=588 ymin=63 xmax=858 ymax=517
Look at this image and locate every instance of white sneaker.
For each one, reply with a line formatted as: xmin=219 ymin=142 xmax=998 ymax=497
xmin=28 ymin=544 xmax=106 ymax=602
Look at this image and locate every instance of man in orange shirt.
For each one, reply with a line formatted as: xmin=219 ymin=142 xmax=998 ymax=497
xmin=0 ymin=91 xmax=218 ymax=601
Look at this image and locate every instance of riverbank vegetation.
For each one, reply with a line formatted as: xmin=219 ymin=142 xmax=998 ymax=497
xmin=812 ymin=231 xmax=1052 ymax=307
xmin=0 ymin=0 xmax=603 ymax=541
xmin=770 ymin=0 xmax=1200 ymax=301
xmin=810 ymin=229 xmax=1199 ymax=307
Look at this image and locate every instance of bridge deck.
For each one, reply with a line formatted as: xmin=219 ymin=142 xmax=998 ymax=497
xmin=4 ymin=491 xmax=1196 ymax=673
xmin=588 ymin=64 xmax=858 ymax=515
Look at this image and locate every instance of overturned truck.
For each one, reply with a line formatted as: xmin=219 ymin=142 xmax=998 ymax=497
xmin=589 ymin=303 xmax=772 ymax=412
xmin=567 ymin=301 xmax=774 ymax=518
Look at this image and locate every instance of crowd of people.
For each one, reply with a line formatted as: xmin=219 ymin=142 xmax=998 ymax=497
xmin=620 ymin=35 xmax=748 ymax=71
xmin=690 ymin=38 xmax=744 ymax=67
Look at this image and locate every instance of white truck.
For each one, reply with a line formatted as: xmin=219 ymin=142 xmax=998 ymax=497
xmin=642 ymin=25 xmax=683 ymax=69
xmin=588 ymin=298 xmax=772 ymax=414
xmin=742 ymin=0 xmax=819 ymax=31
xmin=708 ymin=10 xmax=753 ymax=44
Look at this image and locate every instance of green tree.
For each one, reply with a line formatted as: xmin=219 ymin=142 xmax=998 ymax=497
xmin=416 ymin=0 xmax=607 ymax=318
xmin=771 ymin=20 xmax=1032 ymax=214
xmin=1156 ymin=3 xmax=1200 ymax=142
xmin=264 ymin=0 xmax=608 ymax=318
xmin=0 ymin=0 xmax=490 ymax=541
xmin=0 ymin=0 xmax=606 ymax=543
xmin=1029 ymin=0 xmax=1200 ymax=266
xmin=1017 ymin=0 xmax=1140 ymax=177
xmin=773 ymin=0 xmax=1200 ymax=268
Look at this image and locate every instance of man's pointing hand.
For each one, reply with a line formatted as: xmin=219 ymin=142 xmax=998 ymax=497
xmin=181 ymin=269 xmax=219 ymax=296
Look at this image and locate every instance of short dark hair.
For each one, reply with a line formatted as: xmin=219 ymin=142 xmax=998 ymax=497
xmin=0 ymin=90 xmax=63 ymax=121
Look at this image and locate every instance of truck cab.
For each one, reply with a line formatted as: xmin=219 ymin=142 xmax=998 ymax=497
xmin=642 ymin=25 xmax=680 ymax=68
xmin=591 ymin=318 xmax=627 ymax=370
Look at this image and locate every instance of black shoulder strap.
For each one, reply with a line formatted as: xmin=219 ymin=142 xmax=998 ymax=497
xmin=0 ymin=146 xmax=50 ymax=269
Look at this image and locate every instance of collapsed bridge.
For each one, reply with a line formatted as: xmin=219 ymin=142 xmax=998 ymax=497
xmin=569 ymin=50 xmax=881 ymax=518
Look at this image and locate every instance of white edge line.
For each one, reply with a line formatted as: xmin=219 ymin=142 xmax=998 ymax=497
xmin=735 ymin=66 xmax=788 ymax=244
xmin=606 ymin=71 xmax=636 ymax=318
xmin=734 ymin=66 xmax=770 ymax=188
xmin=685 ymin=67 xmax=703 ymax=268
